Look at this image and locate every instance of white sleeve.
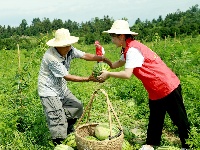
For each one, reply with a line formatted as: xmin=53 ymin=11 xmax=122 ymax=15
xmin=102 ymin=47 xmax=105 ymax=55
xmin=121 ymin=47 xmax=144 ymax=69
xmin=73 ymin=47 xmax=85 ymax=58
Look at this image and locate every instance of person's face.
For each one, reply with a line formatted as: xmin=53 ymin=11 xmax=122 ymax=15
xmin=56 ymin=45 xmax=71 ymax=56
xmin=94 ymin=44 xmax=99 ymax=47
xmin=110 ymin=34 xmax=123 ymax=47
xmin=62 ymin=45 xmax=71 ymax=53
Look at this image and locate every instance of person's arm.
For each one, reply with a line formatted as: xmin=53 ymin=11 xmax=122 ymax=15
xmin=81 ymin=53 xmax=102 ymax=61
xmin=63 ymin=74 xmax=99 ymax=82
xmin=98 ymin=68 xmax=133 ymax=81
xmin=81 ymin=53 xmax=113 ymax=68
xmin=111 ymin=60 xmax=125 ymax=69
xmin=98 ymin=47 xmax=144 ymax=81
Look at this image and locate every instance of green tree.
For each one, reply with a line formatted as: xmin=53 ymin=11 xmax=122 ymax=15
xmin=51 ymin=19 xmax=64 ymax=30
xmin=19 ymin=19 xmax=28 ymax=35
xmin=30 ymin=18 xmax=42 ymax=36
xmin=41 ymin=18 xmax=52 ymax=33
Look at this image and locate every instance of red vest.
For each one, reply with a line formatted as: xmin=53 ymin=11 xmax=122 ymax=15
xmin=96 ymin=46 xmax=103 ymax=56
xmin=124 ymin=39 xmax=180 ymax=100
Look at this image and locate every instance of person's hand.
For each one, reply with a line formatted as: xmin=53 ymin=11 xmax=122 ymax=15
xmin=97 ymin=70 xmax=110 ymax=82
xmin=108 ymin=63 xmax=114 ymax=69
xmin=102 ymin=57 xmax=113 ymax=69
xmin=89 ymin=74 xmax=104 ymax=83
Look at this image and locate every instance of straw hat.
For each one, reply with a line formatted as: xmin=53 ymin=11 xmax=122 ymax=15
xmin=46 ymin=28 xmax=79 ymax=47
xmin=103 ymin=20 xmax=138 ymax=35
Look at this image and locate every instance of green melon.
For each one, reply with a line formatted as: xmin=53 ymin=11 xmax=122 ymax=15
xmin=94 ymin=123 xmax=120 ymax=141
xmin=85 ymin=135 xmax=99 ymax=141
xmin=54 ymin=144 xmax=74 ymax=150
xmin=62 ymin=133 xmax=77 ymax=149
xmin=93 ymin=62 xmax=110 ymax=78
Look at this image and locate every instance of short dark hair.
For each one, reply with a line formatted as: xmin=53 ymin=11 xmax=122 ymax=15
xmin=109 ymin=33 xmax=119 ymax=37
xmin=109 ymin=33 xmax=135 ymax=40
xmin=124 ymin=34 xmax=135 ymax=40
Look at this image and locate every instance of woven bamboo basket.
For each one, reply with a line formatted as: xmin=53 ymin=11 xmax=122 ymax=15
xmin=75 ymin=89 xmax=124 ymax=150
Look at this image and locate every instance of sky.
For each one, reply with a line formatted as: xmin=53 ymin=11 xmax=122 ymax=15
xmin=1 ymin=0 xmax=199 ymax=27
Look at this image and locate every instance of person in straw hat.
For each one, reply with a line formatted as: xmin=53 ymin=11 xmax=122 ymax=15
xmin=98 ymin=20 xmax=190 ymax=150
xmin=38 ymin=28 xmax=112 ymax=145
xmin=94 ymin=40 xmax=105 ymax=63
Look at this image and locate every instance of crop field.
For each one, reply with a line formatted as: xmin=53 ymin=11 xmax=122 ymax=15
xmin=0 ymin=35 xmax=199 ymax=149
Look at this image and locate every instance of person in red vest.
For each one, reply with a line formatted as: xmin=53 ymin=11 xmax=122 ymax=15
xmin=98 ymin=20 xmax=190 ymax=150
xmin=94 ymin=40 xmax=105 ymax=63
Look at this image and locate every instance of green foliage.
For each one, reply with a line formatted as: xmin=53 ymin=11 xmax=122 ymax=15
xmin=186 ymin=127 xmax=200 ymax=149
xmin=123 ymin=126 xmax=135 ymax=137
xmin=0 ymin=35 xmax=199 ymax=149
xmin=0 ymin=35 xmax=52 ymax=149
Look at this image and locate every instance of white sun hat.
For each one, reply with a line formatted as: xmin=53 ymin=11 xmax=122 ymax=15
xmin=46 ymin=28 xmax=79 ymax=47
xmin=103 ymin=20 xmax=138 ymax=35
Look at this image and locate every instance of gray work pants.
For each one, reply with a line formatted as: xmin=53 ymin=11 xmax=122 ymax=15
xmin=40 ymin=89 xmax=83 ymax=139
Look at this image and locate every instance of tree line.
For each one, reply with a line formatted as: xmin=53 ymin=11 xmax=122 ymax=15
xmin=0 ymin=4 xmax=199 ymax=50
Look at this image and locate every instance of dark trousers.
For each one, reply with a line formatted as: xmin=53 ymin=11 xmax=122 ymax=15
xmin=146 ymin=85 xmax=190 ymax=148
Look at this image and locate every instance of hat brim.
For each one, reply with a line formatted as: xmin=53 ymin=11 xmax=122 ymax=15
xmin=46 ymin=36 xmax=79 ymax=47
xmin=103 ymin=29 xmax=138 ymax=35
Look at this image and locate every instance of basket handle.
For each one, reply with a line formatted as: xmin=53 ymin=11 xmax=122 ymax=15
xmin=75 ymin=89 xmax=123 ymax=138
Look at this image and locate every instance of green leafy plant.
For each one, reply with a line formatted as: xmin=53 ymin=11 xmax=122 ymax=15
xmin=0 ymin=35 xmax=199 ymax=149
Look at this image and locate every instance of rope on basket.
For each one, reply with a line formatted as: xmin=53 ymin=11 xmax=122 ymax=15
xmin=75 ymin=88 xmax=123 ymax=139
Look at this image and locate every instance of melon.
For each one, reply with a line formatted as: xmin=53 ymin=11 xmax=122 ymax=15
xmin=93 ymin=62 xmax=110 ymax=78
xmin=54 ymin=144 xmax=74 ymax=150
xmin=85 ymin=135 xmax=99 ymax=141
xmin=62 ymin=133 xmax=77 ymax=149
xmin=94 ymin=123 xmax=120 ymax=141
